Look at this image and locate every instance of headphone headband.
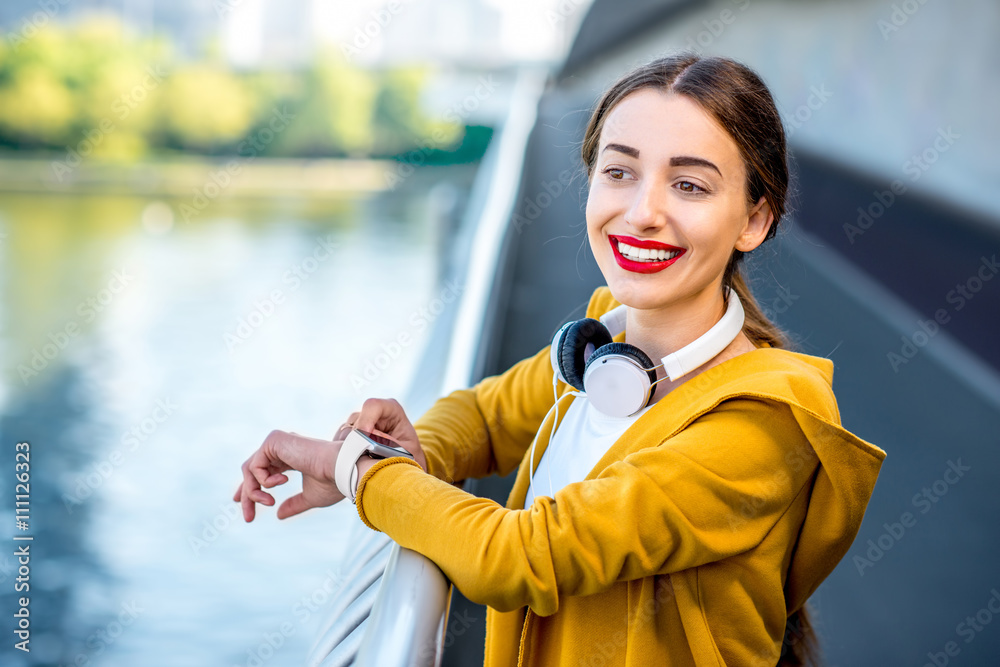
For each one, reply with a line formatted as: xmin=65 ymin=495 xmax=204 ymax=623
xmin=596 ymin=288 xmax=744 ymax=381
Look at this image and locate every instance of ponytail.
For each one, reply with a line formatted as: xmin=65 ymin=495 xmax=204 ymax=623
xmin=777 ymin=604 xmax=823 ymax=666
xmin=723 ymin=250 xmax=790 ymax=350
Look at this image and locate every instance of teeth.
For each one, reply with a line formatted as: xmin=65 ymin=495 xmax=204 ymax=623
xmin=617 ymin=241 xmax=681 ymax=263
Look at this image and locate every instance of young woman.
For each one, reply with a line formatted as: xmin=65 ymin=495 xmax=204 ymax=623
xmin=235 ymin=53 xmax=887 ymax=666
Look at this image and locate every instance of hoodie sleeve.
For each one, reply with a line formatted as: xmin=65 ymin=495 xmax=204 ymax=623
xmin=355 ymin=396 xmax=820 ymax=616
xmin=410 ymin=288 xmax=617 ymax=483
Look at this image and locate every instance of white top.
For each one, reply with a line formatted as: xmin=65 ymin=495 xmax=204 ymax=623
xmin=523 ymin=395 xmax=653 ymax=508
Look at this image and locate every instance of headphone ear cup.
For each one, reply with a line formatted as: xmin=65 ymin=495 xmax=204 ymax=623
xmin=583 ymin=342 xmax=659 ymax=417
xmin=556 ymin=318 xmax=613 ymax=391
xmin=585 ymin=343 xmax=658 ymax=385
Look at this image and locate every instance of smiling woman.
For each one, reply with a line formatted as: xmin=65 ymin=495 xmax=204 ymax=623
xmin=236 ymin=53 xmax=886 ymax=667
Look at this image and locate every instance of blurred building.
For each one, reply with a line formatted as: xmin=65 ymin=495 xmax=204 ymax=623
xmin=1 ymin=0 xmax=594 ymax=135
xmin=1 ymin=0 xmax=589 ymax=68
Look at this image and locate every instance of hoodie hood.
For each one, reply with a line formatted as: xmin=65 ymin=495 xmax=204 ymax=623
xmin=741 ymin=351 xmax=887 ymax=612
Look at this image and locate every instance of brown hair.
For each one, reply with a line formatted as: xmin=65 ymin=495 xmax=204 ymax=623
xmin=581 ymin=53 xmax=819 ymax=665
xmin=582 ymin=51 xmax=793 ymax=351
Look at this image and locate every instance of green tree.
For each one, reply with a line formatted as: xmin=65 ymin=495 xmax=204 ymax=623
xmin=157 ymin=65 xmax=254 ymax=151
xmin=371 ymin=66 xmax=462 ymax=157
xmin=0 ymin=26 xmax=75 ymax=146
xmin=271 ymin=53 xmax=377 ymax=157
xmin=0 ymin=18 xmax=472 ymax=161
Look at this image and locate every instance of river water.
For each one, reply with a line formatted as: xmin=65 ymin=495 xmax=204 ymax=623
xmin=0 ymin=163 xmax=474 ymax=666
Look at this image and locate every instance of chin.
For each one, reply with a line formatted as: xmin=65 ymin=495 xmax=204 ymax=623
xmin=605 ymin=276 xmax=673 ymax=311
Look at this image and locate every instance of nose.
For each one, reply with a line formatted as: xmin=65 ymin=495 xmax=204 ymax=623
xmin=624 ymin=180 xmax=667 ymax=231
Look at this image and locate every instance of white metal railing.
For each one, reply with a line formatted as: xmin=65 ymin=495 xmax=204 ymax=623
xmin=441 ymin=69 xmax=549 ymax=394
xmin=353 ymin=545 xmax=455 ymax=665
xmin=306 ymin=67 xmax=548 ymax=667
xmin=309 ymin=530 xmax=393 ymax=666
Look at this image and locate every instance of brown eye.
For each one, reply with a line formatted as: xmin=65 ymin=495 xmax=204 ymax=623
xmin=676 ymin=181 xmax=705 ymax=193
xmin=603 ymin=167 xmax=625 ymax=180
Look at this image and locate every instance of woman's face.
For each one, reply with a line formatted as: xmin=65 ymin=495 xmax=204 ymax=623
xmin=586 ymin=88 xmax=772 ymax=312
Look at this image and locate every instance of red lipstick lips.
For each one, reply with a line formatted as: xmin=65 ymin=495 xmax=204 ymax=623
xmin=608 ymin=235 xmax=685 ymax=274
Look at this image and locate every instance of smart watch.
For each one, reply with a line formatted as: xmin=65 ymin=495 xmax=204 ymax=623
xmin=335 ymin=429 xmax=414 ymax=502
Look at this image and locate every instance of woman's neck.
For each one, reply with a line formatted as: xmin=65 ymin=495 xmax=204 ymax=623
xmin=624 ymin=288 xmax=757 ymax=404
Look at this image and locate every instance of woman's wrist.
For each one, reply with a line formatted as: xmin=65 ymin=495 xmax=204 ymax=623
xmin=355 ymin=453 xmax=379 ymax=482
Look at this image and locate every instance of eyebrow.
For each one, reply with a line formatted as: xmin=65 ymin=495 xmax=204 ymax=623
xmin=602 ymin=142 xmax=639 ymax=158
xmin=669 ymin=155 xmax=722 ymax=177
xmin=601 ymin=143 xmax=723 ymax=177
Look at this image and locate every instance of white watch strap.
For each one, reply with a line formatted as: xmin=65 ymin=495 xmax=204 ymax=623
xmin=335 ymin=430 xmax=372 ymax=502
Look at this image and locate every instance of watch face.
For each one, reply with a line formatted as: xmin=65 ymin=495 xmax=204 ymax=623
xmin=352 ymin=429 xmax=414 ymax=460
xmin=355 ymin=428 xmax=399 ymax=448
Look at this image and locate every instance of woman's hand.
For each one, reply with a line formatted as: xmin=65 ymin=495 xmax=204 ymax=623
xmin=346 ymin=398 xmax=428 ymax=473
xmin=233 ymin=430 xmax=344 ymax=522
xmin=234 ymin=398 xmax=426 ymax=523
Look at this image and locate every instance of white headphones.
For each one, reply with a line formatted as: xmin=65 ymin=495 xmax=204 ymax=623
xmin=528 ymin=288 xmax=745 ymax=504
xmin=550 ymin=287 xmax=745 ymax=418
xmin=527 ymin=288 xmax=745 ymax=500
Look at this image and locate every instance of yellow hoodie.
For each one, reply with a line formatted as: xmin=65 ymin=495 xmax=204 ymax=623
xmin=354 ymin=286 xmax=887 ymax=666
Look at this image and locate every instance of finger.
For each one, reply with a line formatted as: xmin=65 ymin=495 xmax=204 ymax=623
xmin=251 ymin=464 xmax=272 ymax=487
xmin=355 ymin=398 xmax=401 ymax=434
xmin=276 ymin=493 xmax=315 ymax=520
xmin=233 ymin=483 xmax=243 ymax=502
xmin=241 ymin=463 xmax=259 ymax=522
xmin=249 ymin=438 xmax=286 ymax=487
xmin=249 ymin=488 xmax=275 ymax=506
xmin=370 ymin=426 xmax=397 ymax=443
xmin=334 ymin=412 xmax=362 ymax=440
xmin=262 ymin=472 xmax=289 ymax=488
xmin=249 ymin=431 xmax=292 ymax=486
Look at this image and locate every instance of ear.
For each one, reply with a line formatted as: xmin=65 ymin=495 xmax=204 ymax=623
xmin=734 ymin=195 xmax=774 ymax=253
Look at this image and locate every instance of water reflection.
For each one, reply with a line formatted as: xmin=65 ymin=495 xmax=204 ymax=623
xmin=0 ymin=163 xmax=474 ymax=666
